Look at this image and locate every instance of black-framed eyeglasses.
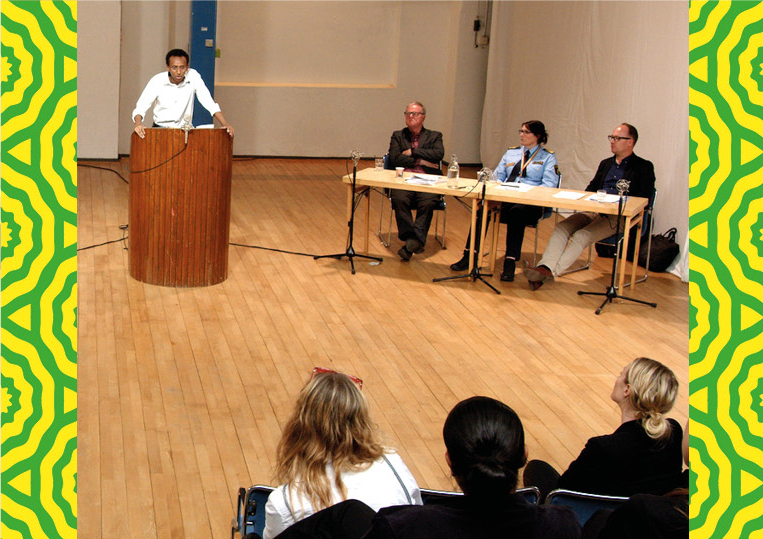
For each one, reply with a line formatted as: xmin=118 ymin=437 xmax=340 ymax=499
xmin=404 ymin=112 xmax=424 ymax=118
xmin=518 ymin=129 xmax=533 ymax=134
xmin=607 ymin=136 xmax=632 ymax=142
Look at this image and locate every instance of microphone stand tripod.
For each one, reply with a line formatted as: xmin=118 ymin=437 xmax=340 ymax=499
xmin=577 ymin=180 xmax=657 ymax=315
xmin=314 ymin=151 xmax=382 ymax=274
xmin=433 ymin=169 xmax=501 ymax=294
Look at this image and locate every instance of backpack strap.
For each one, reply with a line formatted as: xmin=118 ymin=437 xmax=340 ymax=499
xmin=383 ymin=454 xmax=412 ymax=504
xmin=282 ymin=485 xmax=296 ymax=521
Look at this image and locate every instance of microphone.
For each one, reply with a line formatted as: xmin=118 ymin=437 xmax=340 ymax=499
xmin=181 ymin=114 xmax=193 ymax=143
xmin=350 ymin=150 xmax=362 ymax=166
xmin=477 ymin=167 xmax=493 ymax=183
xmin=616 ymin=179 xmax=630 ymax=196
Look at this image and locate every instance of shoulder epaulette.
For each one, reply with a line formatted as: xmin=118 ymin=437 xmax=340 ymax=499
xmin=545 ymin=149 xmax=555 ymax=154
xmin=507 ymin=146 xmax=520 ymax=150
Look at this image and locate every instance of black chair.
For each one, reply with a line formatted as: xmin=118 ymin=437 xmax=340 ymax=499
xmin=545 ymin=488 xmax=628 ymax=525
xmin=377 ymin=154 xmax=447 ymax=249
xmin=232 ymin=484 xmax=542 ymax=538
xmin=594 ymin=188 xmax=656 ymax=287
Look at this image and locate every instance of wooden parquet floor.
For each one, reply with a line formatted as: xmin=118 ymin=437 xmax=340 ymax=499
xmin=77 ymin=157 xmax=689 ymax=539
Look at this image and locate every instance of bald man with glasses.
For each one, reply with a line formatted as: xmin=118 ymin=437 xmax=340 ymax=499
xmin=524 ymin=123 xmax=655 ymax=290
xmin=388 ymin=101 xmax=445 ymax=261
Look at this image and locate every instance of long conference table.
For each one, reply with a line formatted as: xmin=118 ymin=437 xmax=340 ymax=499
xmin=343 ymin=167 xmax=648 ymax=292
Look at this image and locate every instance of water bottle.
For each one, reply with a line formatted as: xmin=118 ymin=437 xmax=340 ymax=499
xmin=447 ymin=154 xmax=460 ymax=188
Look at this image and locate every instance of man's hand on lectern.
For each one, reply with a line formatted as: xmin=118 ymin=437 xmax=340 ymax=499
xmin=134 ymin=115 xmax=146 ymax=139
xmin=213 ymin=111 xmax=234 ymax=137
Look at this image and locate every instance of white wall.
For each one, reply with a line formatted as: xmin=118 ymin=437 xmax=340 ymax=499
xmin=102 ymin=1 xmax=486 ymax=161
xmin=78 ymin=1 xmax=121 ymax=159
xmin=212 ymin=1 xmax=485 ymax=160
xmin=444 ymin=1 xmax=490 ymax=164
xmin=117 ymin=1 xmax=191 ymax=156
xmin=480 ymin=1 xmax=688 ymax=278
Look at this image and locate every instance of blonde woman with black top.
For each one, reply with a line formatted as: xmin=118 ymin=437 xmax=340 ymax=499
xmin=524 ymin=357 xmax=684 ymax=500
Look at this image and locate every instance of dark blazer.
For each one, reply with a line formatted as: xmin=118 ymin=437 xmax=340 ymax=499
xmin=593 ymin=492 xmax=689 ymax=538
xmin=585 ymin=153 xmax=656 ymax=200
xmin=388 ymin=127 xmax=444 ymax=176
xmin=364 ymin=493 xmax=581 ymax=539
xmin=558 ymin=419 xmax=684 ymax=497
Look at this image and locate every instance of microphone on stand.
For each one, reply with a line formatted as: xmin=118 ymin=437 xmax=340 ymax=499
xmin=350 ymin=149 xmax=362 ymax=166
xmin=181 ymin=114 xmax=193 ymax=143
xmin=478 ymin=167 xmax=493 ymax=183
xmin=616 ymin=179 xmax=630 ymax=196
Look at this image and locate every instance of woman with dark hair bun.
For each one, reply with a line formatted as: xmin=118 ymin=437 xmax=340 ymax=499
xmin=362 ymin=396 xmax=581 ymax=539
xmin=442 ymin=395 xmax=527 ymax=497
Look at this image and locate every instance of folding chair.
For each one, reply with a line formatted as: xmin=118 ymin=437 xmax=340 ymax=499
xmin=593 ymin=188 xmax=656 ymax=287
xmin=231 ymin=485 xmax=274 ymax=539
xmin=545 ymin=488 xmax=629 ymax=525
xmin=377 ymin=154 xmax=447 ymax=249
xmin=420 ymin=486 xmax=540 ymax=505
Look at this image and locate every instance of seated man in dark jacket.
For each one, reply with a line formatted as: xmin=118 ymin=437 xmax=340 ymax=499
xmin=388 ymin=101 xmax=444 ymax=261
xmin=524 ymin=123 xmax=655 ymax=289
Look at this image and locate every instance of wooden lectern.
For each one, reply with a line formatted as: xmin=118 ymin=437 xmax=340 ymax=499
xmin=129 ymin=128 xmax=232 ymax=287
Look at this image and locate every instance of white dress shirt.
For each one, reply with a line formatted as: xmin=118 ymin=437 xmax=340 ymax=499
xmin=263 ymin=452 xmax=422 ymax=539
xmin=131 ymin=68 xmax=221 ymax=128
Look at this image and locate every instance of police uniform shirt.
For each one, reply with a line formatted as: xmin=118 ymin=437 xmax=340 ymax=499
xmin=495 ymin=145 xmax=560 ymax=188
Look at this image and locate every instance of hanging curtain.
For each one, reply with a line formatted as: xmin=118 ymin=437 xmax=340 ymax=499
xmin=481 ymin=1 xmax=688 ymax=281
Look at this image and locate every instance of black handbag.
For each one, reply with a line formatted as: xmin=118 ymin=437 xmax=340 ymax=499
xmin=641 ymin=227 xmax=679 ymax=272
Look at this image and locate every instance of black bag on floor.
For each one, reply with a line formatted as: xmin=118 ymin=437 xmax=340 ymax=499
xmin=641 ymin=227 xmax=679 ymax=272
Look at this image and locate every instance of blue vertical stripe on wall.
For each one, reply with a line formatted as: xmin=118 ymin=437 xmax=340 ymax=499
xmin=190 ymin=0 xmax=217 ymax=126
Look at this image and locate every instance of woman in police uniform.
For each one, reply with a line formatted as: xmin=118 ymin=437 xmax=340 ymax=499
xmin=450 ymin=120 xmax=560 ymax=281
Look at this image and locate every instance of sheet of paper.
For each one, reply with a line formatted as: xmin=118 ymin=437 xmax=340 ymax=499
xmin=584 ymin=193 xmax=621 ymax=203
xmin=405 ymin=174 xmax=447 ymax=185
xmin=552 ymin=190 xmax=587 ymax=200
xmin=496 ymin=182 xmax=535 ymax=192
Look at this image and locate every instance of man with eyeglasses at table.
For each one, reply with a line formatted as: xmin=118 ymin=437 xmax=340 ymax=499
xmin=388 ymin=101 xmax=445 ymax=261
xmin=524 ymin=123 xmax=655 ymax=290
xmin=132 ymin=48 xmax=234 ymax=138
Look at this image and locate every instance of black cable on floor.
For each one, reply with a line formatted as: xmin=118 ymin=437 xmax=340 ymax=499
xmin=77 ymin=164 xmax=129 ymax=184
xmin=77 ymin=237 xmax=128 ymax=251
xmin=229 ymin=242 xmax=320 ymax=258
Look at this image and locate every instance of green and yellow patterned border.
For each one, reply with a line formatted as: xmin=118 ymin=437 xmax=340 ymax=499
xmin=1 ymin=2 xmax=77 ymax=539
xmin=690 ymin=1 xmax=763 ymax=538
xmin=0 ymin=0 xmax=760 ymax=537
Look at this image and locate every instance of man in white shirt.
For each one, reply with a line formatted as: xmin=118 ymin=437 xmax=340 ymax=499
xmin=132 ymin=48 xmax=234 ymax=138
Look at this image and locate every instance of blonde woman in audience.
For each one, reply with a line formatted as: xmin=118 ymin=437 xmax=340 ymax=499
xmin=524 ymin=357 xmax=684 ymax=500
xmin=263 ymin=369 xmax=421 ymax=539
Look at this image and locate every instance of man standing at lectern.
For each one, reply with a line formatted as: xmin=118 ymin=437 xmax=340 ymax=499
xmin=132 ymin=48 xmax=234 ymax=138
xmin=388 ymin=101 xmax=444 ymax=261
